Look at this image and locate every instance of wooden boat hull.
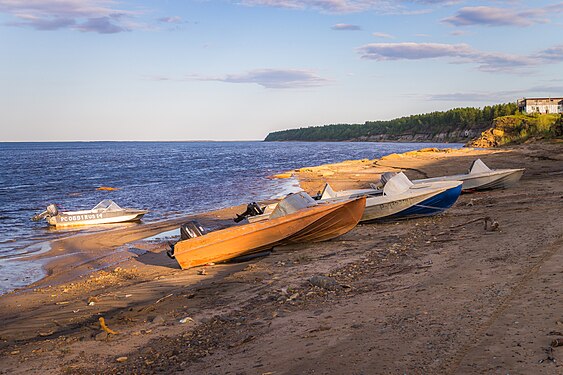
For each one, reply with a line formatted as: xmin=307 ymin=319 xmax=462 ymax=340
xmin=172 ymin=196 xmax=366 ymax=269
xmin=47 ymin=210 xmax=147 ymax=227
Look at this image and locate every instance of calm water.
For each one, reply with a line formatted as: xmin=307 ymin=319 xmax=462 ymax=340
xmin=0 ymin=141 xmax=461 ymax=292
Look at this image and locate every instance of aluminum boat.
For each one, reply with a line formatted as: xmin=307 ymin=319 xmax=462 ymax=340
xmin=32 ymin=199 xmax=148 ymax=227
xmin=414 ymin=159 xmax=525 ymax=191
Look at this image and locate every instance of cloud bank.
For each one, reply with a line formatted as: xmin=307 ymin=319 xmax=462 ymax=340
xmin=443 ymin=5 xmax=563 ymax=27
xmin=428 ymin=85 xmax=563 ymax=102
xmin=0 ymin=0 xmax=140 ymax=33
xmin=144 ymin=69 xmax=330 ymax=89
xmin=357 ymin=42 xmax=557 ymax=73
xmin=194 ymin=69 xmax=329 ymax=89
xmin=239 ymin=0 xmax=453 ymax=14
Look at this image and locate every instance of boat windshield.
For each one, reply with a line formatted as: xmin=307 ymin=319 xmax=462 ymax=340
xmin=270 ymin=191 xmax=317 ymax=219
xmin=93 ymin=199 xmax=122 ymax=212
xmin=383 ymin=172 xmax=413 ymax=196
xmin=468 ymin=159 xmax=492 ymax=174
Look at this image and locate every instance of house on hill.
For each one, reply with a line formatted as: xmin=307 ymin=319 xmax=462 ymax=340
xmin=518 ymin=97 xmax=563 ymax=114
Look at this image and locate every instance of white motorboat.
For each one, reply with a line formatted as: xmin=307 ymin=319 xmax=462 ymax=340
xmin=321 ymin=172 xmax=462 ymax=222
xmin=413 ymin=159 xmax=525 ymax=191
xmin=32 ymin=199 xmax=148 ymax=227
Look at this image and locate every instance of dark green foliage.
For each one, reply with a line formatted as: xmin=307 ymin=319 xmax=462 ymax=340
xmin=264 ymin=103 xmax=519 ymax=141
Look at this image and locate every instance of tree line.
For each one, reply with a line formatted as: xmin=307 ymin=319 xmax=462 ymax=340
xmin=264 ymin=103 xmax=519 ymax=141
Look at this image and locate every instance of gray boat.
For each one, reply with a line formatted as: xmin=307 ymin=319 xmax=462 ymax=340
xmin=32 ymin=199 xmax=148 ymax=227
xmin=320 ymin=172 xmax=463 ymax=222
xmin=413 ymin=159 xmax=525 ymax=191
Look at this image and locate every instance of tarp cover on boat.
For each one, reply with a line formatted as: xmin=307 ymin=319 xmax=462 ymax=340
xmin=269 ymin=192 xmax=317 ymax=219
xmin=469 ymin=159 xmax=491 ymax=174
xmin=92 ymin=199 xmax=123 ymax=212
xmin=383 ymin=172 xmax=414 ymax=196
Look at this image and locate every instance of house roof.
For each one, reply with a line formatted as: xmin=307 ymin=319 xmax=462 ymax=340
xmin=518 ymin=98 xmax=563 ymax=105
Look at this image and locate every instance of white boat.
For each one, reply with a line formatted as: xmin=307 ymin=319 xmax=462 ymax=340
xmin=32 ymin=199 xmax=148 ymax=227
xmin=318 ymin=183 xmax=381 ymax=200
xmin=321 ymin=172 xmax=462 ymax=222
xmin=413 ymin=159 xmax=525 ymax=191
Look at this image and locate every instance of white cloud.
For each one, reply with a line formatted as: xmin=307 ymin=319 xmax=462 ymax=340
xmin=158 ymin=16 xmax=183 ymax=24
xmin=149 ymin=69 xmax=330 ymax=89
xmin=357 ymin=42 xmax=545 ymax=73
xmin=358 ymin=42 xmax=473 ymax=60
xmin=372 ymin=32 xmax=393 ymax=38
xmin=443 ymin=5 xmax=563 ymax=27
xmin=0 ymin=0 xmax=143 ymax=33
xmin=428 ymin=85 xmax=563 ymax=102
xmin=196 ymin=69 xmax=330 ymax=89
xmin=239 ymin=0 xmax=446 ymax=14
xmin=536 ymin=44 xmax=563 ymax=62
xmin=332 ymin=23 xmax=362 ymax=30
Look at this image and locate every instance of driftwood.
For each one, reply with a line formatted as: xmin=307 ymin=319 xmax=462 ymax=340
xmin=449 ymin=216 xmax=490 ymax=229
xmin=448 ymin=216 xmax=499 ymax=231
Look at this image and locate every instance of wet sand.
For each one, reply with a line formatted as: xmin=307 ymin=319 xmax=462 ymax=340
xmin=0 ymin=142 xmax=562 ymax=374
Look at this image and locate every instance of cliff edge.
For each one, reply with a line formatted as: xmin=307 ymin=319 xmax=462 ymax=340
xmin=468 ymin=114 xmax=562 ymax=147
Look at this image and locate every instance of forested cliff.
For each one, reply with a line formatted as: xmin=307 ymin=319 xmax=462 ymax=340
xmin=264 ymin=103 xmax=518 ymax=143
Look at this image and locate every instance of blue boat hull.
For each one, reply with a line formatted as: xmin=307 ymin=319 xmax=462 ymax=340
xmin=377 ymin=184 xmax=462 ymax=221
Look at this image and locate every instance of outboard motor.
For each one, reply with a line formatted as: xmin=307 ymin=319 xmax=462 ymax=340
xmin=180 ymin=221 xmax=206 ymax=240
xmin=31 ymin=204 xmax=59 ymax=222
xmin=167 ymin=221 xmax=206 ymax=259
xmin=233 ymin=202 xmax=264 ymax=223
xmin=380 ymin=172 xmax=398 ymax=187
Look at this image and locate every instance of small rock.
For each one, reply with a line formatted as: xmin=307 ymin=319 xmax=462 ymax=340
xmin=287 ymin=293 xmax=299 ymax=301
xmin=179 ymin=317 xmax=194 ymax=324
xmin=116 ymin=356 xmax=128 ymax=363
xmin=87 ymin=296 xmax=98 ymax=304
xmin=152 ymin=315 xmax=165 ymax=324
xmin=309 ymin=275 xmax=341 ymax=291
xmin=551 ymin=338 xmax=563 ymax=348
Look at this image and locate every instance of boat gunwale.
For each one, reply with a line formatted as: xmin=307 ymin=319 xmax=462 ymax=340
xmin=414 ymin=168 xmax=525 ymax=183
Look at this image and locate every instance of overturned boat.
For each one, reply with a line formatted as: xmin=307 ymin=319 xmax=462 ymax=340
xmin=321 ymin=172 xmax=462 ymax=222
xmin=31 ymin=199 xmax=148 ymax=227
xmin=168 ymin=192 xmax=366 ymax=269
xmin=414 ymin=159 xmax=525 ymax=191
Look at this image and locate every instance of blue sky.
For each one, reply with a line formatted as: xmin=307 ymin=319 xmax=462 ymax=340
xmin=1 ymin=0 xmax=562 ymax=141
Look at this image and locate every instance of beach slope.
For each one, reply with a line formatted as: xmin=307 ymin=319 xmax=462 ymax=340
xmin=0 ymin=142 xmax=562 ymax=374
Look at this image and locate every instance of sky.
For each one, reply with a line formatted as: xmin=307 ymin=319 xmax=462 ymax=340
xmin=0 ymin=0 xmax=562 ymax=141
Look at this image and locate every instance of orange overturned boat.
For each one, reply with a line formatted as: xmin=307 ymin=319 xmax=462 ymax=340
xmin=168 ymin=192 xmax=366 ymax=269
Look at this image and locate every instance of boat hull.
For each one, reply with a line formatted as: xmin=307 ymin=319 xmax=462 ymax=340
xmin=172 ymin=197 xmax=366 ymax=269
xmin=48 ymin=210 xmax=147 ymax=227
xmin=460 ymin=169 xmax=524 ymax=191
xmin=415 ymin=169 xmax=524 ymax=191
xmin=371 ymin=184 xmax=462 ymax=221
xmin=361 ymin=184 xmax=462 ymax=222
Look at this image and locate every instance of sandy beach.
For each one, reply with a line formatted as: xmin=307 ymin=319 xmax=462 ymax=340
xmin=1 ymin=142 xmax=562 ymax=374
